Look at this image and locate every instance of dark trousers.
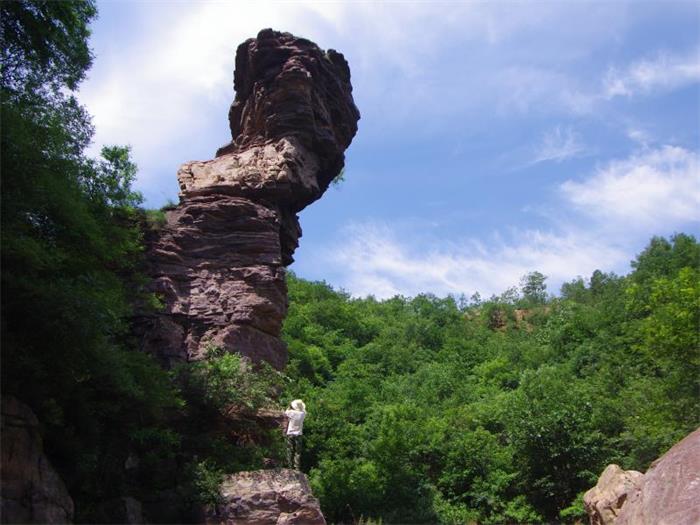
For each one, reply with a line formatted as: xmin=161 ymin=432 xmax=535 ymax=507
xmin=286 ymin=434 xmax=302 ymax=470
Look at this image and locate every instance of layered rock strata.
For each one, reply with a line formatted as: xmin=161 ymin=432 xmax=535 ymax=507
xmin=139 ymin=29 xmax=359 ymax=369
xmin=584 ymin=427 xmax=700 ymax=525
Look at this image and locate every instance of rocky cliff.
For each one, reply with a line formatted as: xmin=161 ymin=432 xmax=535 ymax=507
xmin=1 ymin=397 xmax=74 ymax=524
xmin=138 ymin=29 xmax=359 ymax=370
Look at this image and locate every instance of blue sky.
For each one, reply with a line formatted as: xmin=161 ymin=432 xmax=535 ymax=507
xmin=79 ymin=1 xmax=700 ymax=299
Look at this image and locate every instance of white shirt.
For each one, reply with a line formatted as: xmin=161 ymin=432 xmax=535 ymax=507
xmin=285 ymin=409 xmax=306 ymax=436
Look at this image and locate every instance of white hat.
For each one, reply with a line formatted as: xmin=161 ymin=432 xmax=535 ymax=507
xmin=291 ymin=399 xmax=306 ymax=412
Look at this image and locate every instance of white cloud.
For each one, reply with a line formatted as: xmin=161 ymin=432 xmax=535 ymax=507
xmin=531 ymin=126 xmax=586 ymax=164
xmin=626 ymin=127 xmax=652 ymax=145
xmin=603 ymin=49 xmax=700 ymax=98
xmin=495 ymin=47 xmax=700 ymax=118
xmin=319 ymin=145 xmax=699 ymax=299
xmin=324 ymin=222 xmax=626 ymax=299
xmin=78 ymin=1 xmax=657 ymax=205
xmin=561 ymin=145 xmax=700 ymax=230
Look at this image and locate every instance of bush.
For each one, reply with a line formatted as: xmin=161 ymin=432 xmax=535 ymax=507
xmin=176 ymin=345 xmax=282 ymax=414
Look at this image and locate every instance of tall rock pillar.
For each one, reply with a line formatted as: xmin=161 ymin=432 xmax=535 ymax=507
xmin=139 ymin=29 xmax=360 ymax=369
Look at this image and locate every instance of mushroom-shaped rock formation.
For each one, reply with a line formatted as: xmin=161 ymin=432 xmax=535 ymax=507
xmin=138 ymin=30 xmax=359 ymax=370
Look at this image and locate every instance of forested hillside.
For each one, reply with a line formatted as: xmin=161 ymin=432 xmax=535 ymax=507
xmin=282 ymin=234 xmax=699 ymax=524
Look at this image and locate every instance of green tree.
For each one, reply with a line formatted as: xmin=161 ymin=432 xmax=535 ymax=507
xmin=520 ymin=271 xmax=548 ymax=305
xmin=1 ymin=3 xmax=179 ymax=521
xmin=1 ymin=0 xmax=96 ymax=93
xmin=282 ymin=235 xmax=699 ymax=523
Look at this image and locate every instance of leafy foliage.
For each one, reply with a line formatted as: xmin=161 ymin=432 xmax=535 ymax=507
xmin=1 ymin=0 xmax=96 ymax=93
xmin=282 ymin=234 xmax=699 ymax=523
xmin=177 ymin=346 xmax=283 ymax=414
xmin=520 ymin=271 xmax=548 ymax=305
xmin=165 ymin=347 xmax=286 ymax=512
xmin=1 ymin=3 xmax=180 ymax=521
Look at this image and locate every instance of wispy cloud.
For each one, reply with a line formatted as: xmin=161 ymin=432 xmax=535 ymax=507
xmin=603 ymin=48 xmax=700 ymax=98
xmin=321 ymin=145 xmax=699 ymax=299
xmin=325 ymin=222 xmax=626 ymax=299
xmin=561 ymin=145 xmax=700 ymax=230
xmin=495 ymin=67 xmax=596 ymax=116
xmin=531 ymin=126 xmax=586 ymax=164
xmin=497 ymin=47 xmax=700 ymax=118
xmin=626 ymin=127 xmax=653 ymax=146
xmin=80 ymin=1 xmax=671 ymax=205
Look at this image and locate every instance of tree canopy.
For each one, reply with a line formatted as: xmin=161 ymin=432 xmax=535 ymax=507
xmin=281 ymin=233 xmax=700 ymax=523
xmin=1 ymin=0 xmax=96 ymax=93
xmin=1 ymin=3 xmax=179 ymax=521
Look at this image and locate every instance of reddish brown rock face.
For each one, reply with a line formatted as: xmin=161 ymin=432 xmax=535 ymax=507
xmin=139 ymin=30 xmax=359 ymax=369
xmin=614 ymin=427 xmax=700 ymax=525
xmin=217 ymin=28 xmax=359 ymax=199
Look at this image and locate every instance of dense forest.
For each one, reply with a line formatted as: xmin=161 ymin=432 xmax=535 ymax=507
xmin=281 ymin=235 xmax=699 ymax=523
xmin=1 ymin=2 xmax=698 ymax=524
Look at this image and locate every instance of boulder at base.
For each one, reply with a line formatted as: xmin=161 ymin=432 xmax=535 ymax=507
xmin=584 ymin=427 xmax=700 ymax=525
xmin=583 ymin=464 xmax=644 ymax=525
xmin=205 ymin=468 xmax=325 ymax=525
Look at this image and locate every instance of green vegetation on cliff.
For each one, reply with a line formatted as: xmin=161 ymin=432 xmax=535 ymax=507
xmin=282 ymin=234 xmax=700 ymax=524
xmin=1 ymin=1 xmax=180 ymax=520
xmin=0 ymin=3 xmax=280 ymax=521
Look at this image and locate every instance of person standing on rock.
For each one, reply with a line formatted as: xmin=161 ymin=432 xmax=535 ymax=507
xmin=284 ymin=399 xmax=306 ymax=470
